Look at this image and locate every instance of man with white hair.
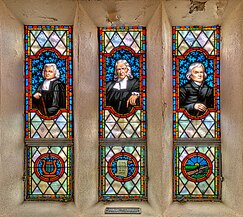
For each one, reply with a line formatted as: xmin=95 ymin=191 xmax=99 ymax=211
xmin=33 ymin=63 xmax=66 ymax=116
xmin=179 ymin=62 xmax=214 ymax=117
xmin=106 ymin=59 xmax=139 ymax=114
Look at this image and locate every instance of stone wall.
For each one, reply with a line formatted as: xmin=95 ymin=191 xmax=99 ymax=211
xmin=0 ymin=0 xmax=242 ymax=216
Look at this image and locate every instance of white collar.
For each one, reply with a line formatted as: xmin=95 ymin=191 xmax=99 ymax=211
xmin=113 ymin=77 xmax=128 ymax=90
xmin=194 ymin=81 xmax=202 ymax=86
xmin=42 ymin=78 xmax=57 ymax=90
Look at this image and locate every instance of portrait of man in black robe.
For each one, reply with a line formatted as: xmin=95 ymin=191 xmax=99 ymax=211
xmin=179 ymin=62 xmax=214 ymax=117
xmin=32 ymin=63 xmax=66 ymax=116
xmin=106 ymin=59 xmax=139 ymax=114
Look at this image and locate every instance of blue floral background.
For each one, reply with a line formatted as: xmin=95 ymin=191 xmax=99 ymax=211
xmin=111 ymin=155 xmax=136 ymax=179
xmin=31 ymin=51 xmax=66 ymax=93
xmin=105 ymin=49 xmax=140 ymax=82
xmin=179 ymin=50 xmax=214 ymax=87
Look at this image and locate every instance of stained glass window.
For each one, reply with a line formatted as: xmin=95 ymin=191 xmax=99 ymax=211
xmin=24 ymin=25 xmax=73 ymax=201
xmin=172 ymin=26 xmax=221 ymax=201
xmin=99 ymin=26 xmax=147 ymax=200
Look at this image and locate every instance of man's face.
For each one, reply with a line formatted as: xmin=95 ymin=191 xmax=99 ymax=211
xmin=44 ymin=66 xmax=56 ymax=80
xmin=190 ymin=66 xmax=205 ymax=83
xmin=116 ymin=62 xmax=128 ymax=80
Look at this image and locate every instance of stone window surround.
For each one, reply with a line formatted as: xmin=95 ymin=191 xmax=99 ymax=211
xmin=0 ymin=0 xmax=242 ymax=216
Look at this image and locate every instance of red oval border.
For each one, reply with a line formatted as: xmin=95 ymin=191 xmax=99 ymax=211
xmin=34 ymin=153 xmax=65 ymax=182
xmin=181 ymin=152 xmax=213 ymax=182
xmin=107 ymin=152 xmax=139 ymax=182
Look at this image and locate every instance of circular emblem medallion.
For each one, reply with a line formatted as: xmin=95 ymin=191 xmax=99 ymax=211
xmin=181 ymin=152 xmax=213 ymax=182
xmin=107 ymin=152 xmax=139 ymax=182
xmin=34 ymin=153 xmax=65 ymax=182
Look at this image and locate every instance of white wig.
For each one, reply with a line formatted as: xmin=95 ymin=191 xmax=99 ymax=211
xmin=186 ymin=62 xmax=207 ymax=80
xmin=42 ymin=63 xmax=60 ymax=79
xmin=114 ymin=59 xmax=133 ymax=81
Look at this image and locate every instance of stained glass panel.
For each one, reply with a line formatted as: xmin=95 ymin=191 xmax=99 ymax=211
xmin=24 ymin=25 xmax=73 ymax=201
xmin=173 ymin=144 xmax=221 ymax=201
xmin=99 ymin=26 xmax=147 ymax=200
xmin=99 ymin=144 xmax=146 ymax=200
xmin=173 ymin=26 xmax=221 ymax=201
xmin=25 ymin=25 xmax=73 ymax=139
xmin=99 ymin=26 xmax=146 ymax=139
xmin=25 ymin=145 xmax=73 ymax=200
xmin=173 ymin=26 xmax=220 ymax=139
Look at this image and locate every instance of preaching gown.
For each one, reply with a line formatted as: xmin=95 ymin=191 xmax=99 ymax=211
xmin=33 ymin=79 xmax=66 ymax=116
xmin=106 ymin=78 xmax=139 ymax=114
xmin=179 ymin=81 xmax=214 ymax=116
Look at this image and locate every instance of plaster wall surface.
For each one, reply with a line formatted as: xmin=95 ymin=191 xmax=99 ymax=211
xmin=0 ymin=0 xmax=24 ymax=215
xmin=147 ymin=1 xmax=172 ymax=214
xmin=164 ymin=0 xmax=242 ymax=26
xmin=2 ymin=0 xmax=77 ymax=25
xmin=73 ymin=2 xmax=100 ymax=213
xmin=143 ymin=3 xmax=164 ymax=215
xmin=0 ymin=0 xmax=243 ymax=217
xmin=75 ymin=0 xmax=161 ymax=26
xmin=221 ymin=0 xmax=243 ymax=214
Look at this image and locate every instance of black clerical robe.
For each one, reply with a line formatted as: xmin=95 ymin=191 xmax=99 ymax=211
xmin=106 ymin=78 xmax=139 ymax=114
xmin=179 ymin=81 xmax=214 ymax=116
xmin=33 ymin=79 xmax=66 ymax=116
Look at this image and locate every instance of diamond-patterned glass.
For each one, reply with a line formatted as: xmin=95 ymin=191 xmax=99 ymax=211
xmin=174 ymin=145 xmax=221 ymax=201
xmin=25 ymin=26 xmax=73 ymax=139
xmin=30 ymin=112 xmax=69 ymax=138
xmin=176 ymin=28 xmax=216 ymax=55
xmin=26 ymin=146 xmax=73 ymax=200
xmin=104 ymin=29 xmax=142 ymax=53
xmin=177 ymin=112 xmax=217 ymax=138
xmin=100 ymin=145 xmax=146 ymax=200
xmin=173 ymin=26 xmax=220 ymax=139
xmin=104 ymin=110 xmax=142 ymax=138
xmin=99 ymin=27 xmax=146 ymax=139
xmin=99 ymin=26 xmax=147 ymax=200
xmin=173 ymin=26 xmax=221 ymax=201
xmin=25 ymin=25 xmax=73 ymax=201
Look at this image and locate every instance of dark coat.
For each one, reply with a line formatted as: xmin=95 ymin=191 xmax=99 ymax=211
xmin=179 ymin=81 xmax=214 ymax=116
xmin=106 ymin=78 xmax=139 ymax=114
xmin=33 ymin=79 xmax=66 ymax=116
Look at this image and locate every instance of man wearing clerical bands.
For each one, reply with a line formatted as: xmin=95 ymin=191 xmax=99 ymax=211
xmin=106 ymin=59 xmax=140 ymax=114
xmin=179 ymin=62 xmax=214 ymax=117
xmin=33 ymin=63 xmax=66 ymax=116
